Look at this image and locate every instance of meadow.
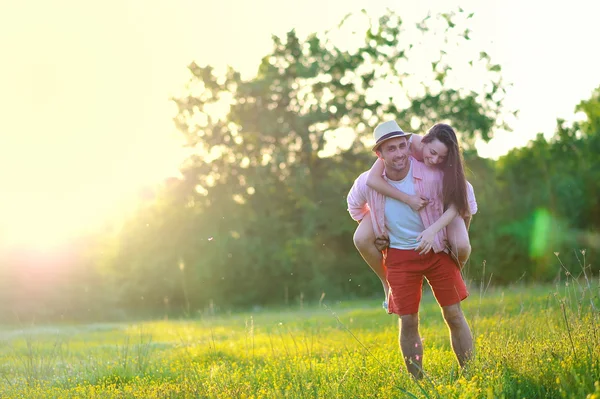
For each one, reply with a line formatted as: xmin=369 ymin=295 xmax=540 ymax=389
xmin=0 ymin=275 xmax=599 ymax=398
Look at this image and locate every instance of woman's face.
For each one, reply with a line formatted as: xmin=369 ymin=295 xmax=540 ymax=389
xmin=423 ymin=138 xmax=449 ymax=167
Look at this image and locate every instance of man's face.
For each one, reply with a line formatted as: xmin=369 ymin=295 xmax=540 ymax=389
xmin=376 ymin=137 xmax=410 ymax=173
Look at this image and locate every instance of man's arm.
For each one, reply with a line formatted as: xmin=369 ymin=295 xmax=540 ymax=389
xmin=347 ymin=173 xmax=370 ymax=222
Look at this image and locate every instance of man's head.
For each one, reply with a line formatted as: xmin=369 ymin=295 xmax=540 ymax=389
xmin=375 ymin=136 xmax=411 ymax=176
xmin=372 ymin=120 xmax=412 ymax=178
xmin=371 ymin=120 xmax=412 ymax=152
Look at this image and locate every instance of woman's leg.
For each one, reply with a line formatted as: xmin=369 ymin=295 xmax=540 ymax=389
xmin=353 ymin=213 xmax=389 ymax=300
xmin=446 ymin=216 xmax=471 ymax=268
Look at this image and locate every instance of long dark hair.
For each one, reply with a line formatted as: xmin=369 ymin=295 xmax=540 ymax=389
xmin=422 ymin=123 xmax=469 ymax=217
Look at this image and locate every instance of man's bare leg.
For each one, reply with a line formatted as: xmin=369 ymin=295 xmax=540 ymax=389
xmin=441 ymin=303 xmax=473 ymax=367
xmin=399 ymin=313 xmax=423 ymax=379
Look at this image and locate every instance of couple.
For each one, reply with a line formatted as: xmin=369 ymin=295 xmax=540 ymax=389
xmin=347 ymin=120 xmax=476 ymax=379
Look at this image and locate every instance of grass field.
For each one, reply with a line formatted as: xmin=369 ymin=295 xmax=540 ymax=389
xmin=1 ymin=278 xmax=599 ymax=398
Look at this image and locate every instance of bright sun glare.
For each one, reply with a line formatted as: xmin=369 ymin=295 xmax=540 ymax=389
xmin=0 ymin=150 xmax=180 ymax=252
xmin=1 ymin=193 xmax=110 ymax=251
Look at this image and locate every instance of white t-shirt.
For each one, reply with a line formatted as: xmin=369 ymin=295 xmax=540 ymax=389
xmin=384 ymin=162 xmax=425 ymax=250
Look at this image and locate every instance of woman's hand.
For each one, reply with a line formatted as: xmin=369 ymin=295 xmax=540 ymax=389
xmin=415 ymin=227 xmax=435 ymax=255
xmin=407 ymin=195 xmax=429 ymax=212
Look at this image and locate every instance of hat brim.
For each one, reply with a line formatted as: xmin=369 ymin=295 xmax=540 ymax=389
xmin=372 ymin=132 xmax=413 ymax=152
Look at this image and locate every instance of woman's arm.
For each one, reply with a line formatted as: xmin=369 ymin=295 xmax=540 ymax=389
xmin=366 ymin=158 xmax=428 ymax=211
xmin=409 ymin=134 xmax=424 ymax=162
xmin=427 ymin=204 xmax=458 ymax=235
xmin=415 ymin=204 xmax=459 ymax=255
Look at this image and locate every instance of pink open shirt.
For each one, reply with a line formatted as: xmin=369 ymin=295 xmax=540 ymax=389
xmin=347 ymin=158 xmax=477 ymax=254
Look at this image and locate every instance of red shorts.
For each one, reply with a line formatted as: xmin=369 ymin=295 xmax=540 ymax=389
xmin=386 ymin=248 xmax=468 ymax=316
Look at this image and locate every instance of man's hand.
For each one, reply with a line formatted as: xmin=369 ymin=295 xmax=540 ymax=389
xmin=407 ymin=195 xmax=429 ymax=212
xmin=374 ymin=236 xmax=389 ymax=252
xmin=415 ymin=227 xmax=435 ymax=255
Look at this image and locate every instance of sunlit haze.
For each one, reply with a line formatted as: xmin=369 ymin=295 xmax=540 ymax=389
xmin=1 ymin=0 xmax=598 ymax=250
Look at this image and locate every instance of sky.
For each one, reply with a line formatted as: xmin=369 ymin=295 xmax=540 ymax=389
xmin=0 ymin=0 xmax=599 ymax=249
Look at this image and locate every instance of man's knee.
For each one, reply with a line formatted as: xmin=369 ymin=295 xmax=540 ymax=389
xmin=399 ymin=313 xmax=419 ymax=334
xmin=442 ymin=304 xmax=465 ymax=328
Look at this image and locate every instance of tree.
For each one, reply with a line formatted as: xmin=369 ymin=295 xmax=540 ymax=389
xmin=467 ymin=85 xmax=600 ymax=282
xmin=105 ymin=9 xmax=511 ymax=312
xmin=165 ymin=9 xmax=511 ymax=308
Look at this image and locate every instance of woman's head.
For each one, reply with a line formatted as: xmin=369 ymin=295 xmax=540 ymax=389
xmin=422 ymin=123 xmax=469 ymax=216
xmin=421 ymin=123 xmax=459 ymax=168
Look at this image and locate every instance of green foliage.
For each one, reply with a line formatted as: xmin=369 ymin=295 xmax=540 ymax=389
xmin=132 ymin=8 xmax=507 ymax=312
xmin=466 ymin=88 xmax=600 ymax=282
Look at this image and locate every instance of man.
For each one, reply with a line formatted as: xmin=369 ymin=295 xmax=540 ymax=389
xmin=347 ymin=120 xmax=473 ymax=379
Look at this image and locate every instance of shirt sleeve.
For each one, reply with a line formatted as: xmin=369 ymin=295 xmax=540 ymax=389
xmin=347 ymin=173 xmax=370 ymax=222
xmin=466 ymin=181 xmax=477 ymax=215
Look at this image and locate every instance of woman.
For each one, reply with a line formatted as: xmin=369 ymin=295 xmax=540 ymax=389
xmin=353 ymin=123 xmax=477 ymax=309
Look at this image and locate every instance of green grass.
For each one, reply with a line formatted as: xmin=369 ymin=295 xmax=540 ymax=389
xmin=0 ymin=280 xmax=599 ymax=398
